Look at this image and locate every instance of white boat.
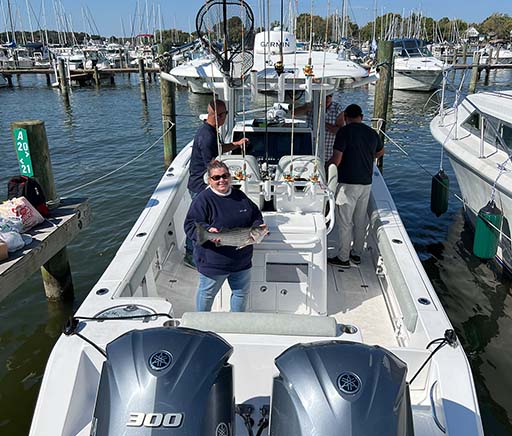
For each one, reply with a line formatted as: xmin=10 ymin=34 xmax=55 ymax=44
xmin=164 ymin=29 xmax=370 ymax=94
xmin=430 ymin=90 xmax=512 ymax=270
xmin=477 ymin=46 xmax=512 ymax=65
xmin=393 ymin=39 xmax=447 ymax=92
xmin=30 ymin=3 xmax=483 ymax=435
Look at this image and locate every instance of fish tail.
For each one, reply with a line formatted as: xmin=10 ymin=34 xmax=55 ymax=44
xmin=195 ymin=223 xmax=208 ymax=245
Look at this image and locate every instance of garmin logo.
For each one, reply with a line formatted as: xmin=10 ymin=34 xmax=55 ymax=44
xmin=260 ymin=40 xmax=290 ymax=48
xmin=127 ymin=412 xmax=183 ymax=428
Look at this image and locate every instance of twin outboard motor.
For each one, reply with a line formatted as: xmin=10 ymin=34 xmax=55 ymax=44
xmin=270 ymin=341 xmax=414 ymax=436
xmin=91 ymin=327 xmax=234 ymax=435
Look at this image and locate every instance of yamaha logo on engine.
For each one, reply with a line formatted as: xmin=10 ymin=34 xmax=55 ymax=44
xmin=148 ymin=350 xmax=173 ymax=371
xmin=337 ymin=371 xmax=362 ymax=395
xmin=216 ymin=422 xmax=230 ymax=436
xmin=127 ymin=412 xmax=183 ymax=428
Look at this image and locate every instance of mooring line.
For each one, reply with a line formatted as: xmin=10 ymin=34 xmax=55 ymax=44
xmin=61 ymin=124 xmax=175 ymax=197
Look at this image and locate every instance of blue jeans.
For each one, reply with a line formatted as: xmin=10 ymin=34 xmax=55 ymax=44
xmin=186 ymin=190 xmax=200 ymax=254
xmin=196 ymin=268 xmax=251 ymax=312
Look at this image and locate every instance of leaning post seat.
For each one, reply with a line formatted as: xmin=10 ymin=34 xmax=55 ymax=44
xmin=220 ymin=155 xmax=263 ymax=209
xmin=273 ymin=155 xmax=327 ymax=213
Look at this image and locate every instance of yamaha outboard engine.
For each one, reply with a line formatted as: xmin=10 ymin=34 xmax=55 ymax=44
xmin=91 ymin=327 xmax=234 ymax=435
xmin=270 ymin=341 xmax=414 ymax=435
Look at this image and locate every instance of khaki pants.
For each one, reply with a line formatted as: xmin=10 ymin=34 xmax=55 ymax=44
xmin=330 ymin=183 xmax=371 ymax=261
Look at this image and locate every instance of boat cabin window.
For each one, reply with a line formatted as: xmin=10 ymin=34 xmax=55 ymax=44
xmin=501 ymin=123 xmax=512 ymax=151
xmin=463 ymin=111 xmax=510 ymax=150
xmin=463 ymin=112 xmax=481 ymax=132
xmin=232 ymin=130 xmax=313 ymax=164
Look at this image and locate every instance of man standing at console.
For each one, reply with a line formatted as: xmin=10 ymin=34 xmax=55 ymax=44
xmin=327 ymin=104 xmax=384 ymax=268
xmin=185 ymin=99 xmax=249 ymax=266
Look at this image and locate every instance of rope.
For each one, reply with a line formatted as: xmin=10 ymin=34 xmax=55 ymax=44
xmin=61 ymin=124 xmax=174 ymax=197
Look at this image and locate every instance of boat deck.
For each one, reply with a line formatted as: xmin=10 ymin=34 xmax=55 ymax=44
xmin=155 ymin=245 xmax=398 ymax=348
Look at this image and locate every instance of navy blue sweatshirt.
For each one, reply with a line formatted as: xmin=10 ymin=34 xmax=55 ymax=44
xmin=184 ymin=188 xmax=264 ymax=276
xmin=188 ymin=122 xmax=220 ymax=193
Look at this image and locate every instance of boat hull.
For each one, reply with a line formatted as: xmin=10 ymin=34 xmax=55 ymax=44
xmin=445 ymin=149 xmax=512 ymax=271
xmin=393 ymin=69 xmax=443 ymax=91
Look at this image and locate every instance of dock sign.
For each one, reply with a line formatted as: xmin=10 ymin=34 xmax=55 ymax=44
xmin=13 ymin=128 xmax=34 ymax=177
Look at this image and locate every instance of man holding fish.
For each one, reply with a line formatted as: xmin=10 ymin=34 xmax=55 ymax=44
xmin=184 ymin=160 xmax=268 ymax=312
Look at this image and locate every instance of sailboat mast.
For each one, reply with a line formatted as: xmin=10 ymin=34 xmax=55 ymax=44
xmin=7 ymin=0 xmax=15 ymax=44
xmin=25 ymin=0 xmax=34 ymax=42
xmin=371 ymin=0 xmax=376 ymax=44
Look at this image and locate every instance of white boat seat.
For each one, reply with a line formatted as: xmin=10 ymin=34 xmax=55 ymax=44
xmin=220 ymin=155 xmax=263 ymax=208
xmin=274 ymin=155 xmax=327 ymax=213
xmin=180 ymin=312 xmax=337 ymax=337
xmin=274 ymin=155 xmax=325 ymax=182
xmin=220 ymin=154 xmax=261 ymax=180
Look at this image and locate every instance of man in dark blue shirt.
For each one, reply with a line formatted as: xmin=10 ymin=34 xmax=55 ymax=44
xmin=185 ymin=100 xmax=249 ymax=265
xmin=184 ymin=160 xmax=265 ymax=311
xmin=188 ymin=99 xmax=249 ymax=194
xmin=327 ymin=104 xmax=384 ymax=268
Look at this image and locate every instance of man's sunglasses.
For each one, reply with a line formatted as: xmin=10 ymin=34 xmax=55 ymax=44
xmin=216 ymin=111 xmax=228 ymax=117
xmin=209 ymin=173 xmax=230 ymax=181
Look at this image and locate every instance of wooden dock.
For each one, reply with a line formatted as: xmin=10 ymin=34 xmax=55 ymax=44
xmin=0 ymin=198 xmax=91 ymax=303
xmin=0 ymin=67 xmax=160 ymax=75
xmin=451 ymin=63 xmax=512 ymax=70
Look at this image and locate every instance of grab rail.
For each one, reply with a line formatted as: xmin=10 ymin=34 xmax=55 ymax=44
xmin=260 ymin=237 xmax=320 ymax=247
xmin=429 ymin=380 xmax=446 ymax=433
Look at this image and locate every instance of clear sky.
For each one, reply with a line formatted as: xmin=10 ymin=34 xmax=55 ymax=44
xmin=3 ymin=0 xmax=512 ymax=37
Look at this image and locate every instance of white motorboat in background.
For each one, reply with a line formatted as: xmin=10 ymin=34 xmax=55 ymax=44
xmin=477 ymin=46 xmax=512 ymax=65
xmin=393 ymin=39 xmax=447 ymax=92
xmin=30 ymin=2 xmax=483 ymax=435
xmin=164 ymin=29 xmax=370 ymax=94
xmin=431 ymin=90 xmax=512 ymax=270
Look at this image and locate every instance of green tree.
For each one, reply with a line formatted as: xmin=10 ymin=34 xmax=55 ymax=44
xmin=479 ymin=13 xmax=512 ymax=39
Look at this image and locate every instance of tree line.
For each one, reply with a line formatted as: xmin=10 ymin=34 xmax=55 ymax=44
xmin=3 ymin=12 xmax=511 ymax=49
xmin=296 ymin=12 xmax=512 ymax=43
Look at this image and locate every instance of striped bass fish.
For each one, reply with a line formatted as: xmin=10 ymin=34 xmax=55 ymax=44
xmin=196 ymin=223 xmax=269 ymax=249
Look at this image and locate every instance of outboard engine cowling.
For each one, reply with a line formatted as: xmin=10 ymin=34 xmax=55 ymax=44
xmin=91 ymin=327 xmax=234 ymax=435
xmin=270 ymin=341 xmax=414 ymax=436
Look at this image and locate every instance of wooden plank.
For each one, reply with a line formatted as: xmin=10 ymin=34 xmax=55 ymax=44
xmin=0 ymin=198 xmax=91 ymax=302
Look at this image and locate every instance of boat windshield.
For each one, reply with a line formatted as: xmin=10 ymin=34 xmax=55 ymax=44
xmin=393 ymin=39 xmax=432 ymax=58
xmin=232 ymin=129 xmax=313 ymax=164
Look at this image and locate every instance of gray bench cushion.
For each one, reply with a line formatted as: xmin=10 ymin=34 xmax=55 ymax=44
xmin=180 ymin=312 xmax=337 ymax=337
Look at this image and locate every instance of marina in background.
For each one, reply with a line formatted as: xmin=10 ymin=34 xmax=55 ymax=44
xmin=1 ymin=2 xmax=512 ymax=435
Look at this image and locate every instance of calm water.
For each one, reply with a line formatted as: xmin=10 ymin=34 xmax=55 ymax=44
xmin=1 ymin=69 xmax=511 ymax=435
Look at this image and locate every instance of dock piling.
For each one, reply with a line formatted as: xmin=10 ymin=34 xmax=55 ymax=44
xmin=138 ymin=58 xmax=147 ymax=102
xmin=157 ymin=47 xmax=177 ymax=167
xmin=485 ymin=48 xmax=493 ymax=85
xmin=10 ymin=120 xmax=74 ymax=300
xmin=93 ymin=65 xmax=100 ymax=87
xmin=57 ymin=58 xmax=69 ymax=97
xmin=372 ymin=40 xmax=394 ymax=170
xmin=462 ymin=43 xmax=468 ymax=65
xmin=469 ymin=52 xmax=481 ymax=94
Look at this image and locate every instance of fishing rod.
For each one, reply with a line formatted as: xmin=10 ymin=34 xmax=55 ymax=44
xmin=288 ymin=0 xmax=300 ymax=179
xmin=313 ymin=0 xmax=331 ymax=179
xmin=262 ymin=0 xmax=269 ymax=173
